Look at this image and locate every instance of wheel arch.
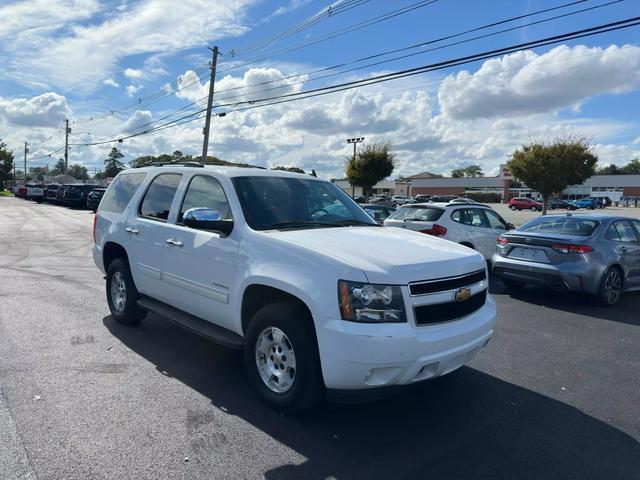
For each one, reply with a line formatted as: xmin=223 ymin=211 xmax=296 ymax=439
xmin=241 ymin=283 xmax=315 ymax=336
xmin=103 ymin=242 xmax=129 ymax=273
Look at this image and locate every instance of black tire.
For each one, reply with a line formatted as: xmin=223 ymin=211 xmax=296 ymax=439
xmin=106 ymin=258 xmax=146 ymax=326
xmin=244 ymin=302 xmax=323 ymax=413
xmin=510 ymin=205 xmax=517 ymax=211
xmin=530 ymin=206 xmax=537 ymax=212
xmin=596 ymin=266 xmax=623 ymax=306
xmin=502 ymin=277 xmax=526 ymax=290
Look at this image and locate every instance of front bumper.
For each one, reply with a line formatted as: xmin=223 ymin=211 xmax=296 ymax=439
xmin=314 ymin=296 xmax=496 ymax=391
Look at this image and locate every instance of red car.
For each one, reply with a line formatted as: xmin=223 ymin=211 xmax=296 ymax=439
xmin=507 ymin=197 xmax=543 ymax=211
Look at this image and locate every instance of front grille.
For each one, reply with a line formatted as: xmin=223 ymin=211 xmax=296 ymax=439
xmin=414 ymin=289 xmax=487 ymax=325
xmin=409 ymin=270 xmax=486 ymax=296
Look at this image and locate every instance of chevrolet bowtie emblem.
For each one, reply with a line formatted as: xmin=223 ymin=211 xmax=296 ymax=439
xmin=454 ymin=287 xmax=472 ymax=302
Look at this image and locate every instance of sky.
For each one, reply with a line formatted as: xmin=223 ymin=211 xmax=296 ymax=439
xmin=0 ymin=0 xmax=639 ymax=179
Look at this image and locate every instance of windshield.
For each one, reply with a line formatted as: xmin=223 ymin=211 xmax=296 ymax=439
xmin=387 ymin=206 xmax=444 ymax=222
xmin=232 ymin=176 xmax=378 ymax=230
xmin=518 ymin=217 xmax=599 ymax=236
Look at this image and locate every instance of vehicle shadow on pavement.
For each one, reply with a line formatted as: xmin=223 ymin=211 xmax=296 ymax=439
xmin=104 ymin=314 xmax=640 ymax=480
xmin=489 ymin=276 xmax=640 ymax=326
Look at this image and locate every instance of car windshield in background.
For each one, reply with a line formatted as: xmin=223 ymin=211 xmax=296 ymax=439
xmin=388 ymin=206 xmax=444 ymax=222
xmin=232 ymin=176 xmax=377 ymax=230
xmin=518 ymin=217 xmax=599 ymax=236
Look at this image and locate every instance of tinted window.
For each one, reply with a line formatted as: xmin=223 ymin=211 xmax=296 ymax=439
xmin=388 ymin=206 xmax=444 ymax=222
xmin=232 ymin=176 xmax=376 ymax=230
xmin=179 ymin=175 xmax=232 ymax=223
xmin=100 ymin=173 xmax=146 ymax=214
xmin=139 ymin=174 xmax=182 ymax=221
xmin=632 ymin=220 xmax=640 ymax=237
xmin=518 ymin=217 xmax=599 ymax=236
xmin=608 ymin=221 xmax=638 ymax=243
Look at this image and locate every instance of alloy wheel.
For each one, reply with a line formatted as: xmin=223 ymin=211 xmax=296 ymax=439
xmin=255 ymin=327 xmax=297 ymax=393
xmin=603 ymin=269 xmax=622 ymax=305
xmin=110 ymin=271 xmax=127 ymax=312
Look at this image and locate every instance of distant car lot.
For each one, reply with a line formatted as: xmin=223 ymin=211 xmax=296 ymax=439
xmin=0 ymin=197 xmax=638 ymax=479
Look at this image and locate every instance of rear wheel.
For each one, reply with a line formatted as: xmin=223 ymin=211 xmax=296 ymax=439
xmin=596 ymin=267 xmax=623 ymax=306
xmin=244 ymin=302 xmax=323 ymax=413
xmin=106 ymin=258 xmax=146 ymax=325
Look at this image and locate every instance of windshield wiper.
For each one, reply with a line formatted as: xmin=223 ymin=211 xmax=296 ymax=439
xmin=270 ymin=221 xmax=342 ymax=230
xmin=332 ymin=219 xmax=379 ymax=227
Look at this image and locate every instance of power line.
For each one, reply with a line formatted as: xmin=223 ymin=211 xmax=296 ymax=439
xmin=67 ymin=16 xmax=640 ymax=148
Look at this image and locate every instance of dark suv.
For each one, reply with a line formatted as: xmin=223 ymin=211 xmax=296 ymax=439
xmin=86 ymin=188 xmax=106 ymax=211
xmin=44 ymin=184 xmax=60 ymax=203
xmin=64 ymin=184 xmax=101 ymax=208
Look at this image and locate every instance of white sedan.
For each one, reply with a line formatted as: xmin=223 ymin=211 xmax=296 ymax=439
xmin=383 ymin=203 xmax=514 ymax=259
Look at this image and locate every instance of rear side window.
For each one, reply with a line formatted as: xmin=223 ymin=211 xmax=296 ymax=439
xmin=518 ymin=217 xmax=599 ymax=236
xmin=139 ymin=174 xmax=182 ymax=221
xmin=100 ymin=173 xmax=146 ymax=214
xmin=606 ymin=221 xmax=638 ymax=243
xmin=388 ymin=206 xmax=444 ymax=222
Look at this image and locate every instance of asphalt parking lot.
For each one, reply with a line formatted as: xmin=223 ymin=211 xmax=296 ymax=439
xmin=0 ymin=197 xmax=639 ymax=480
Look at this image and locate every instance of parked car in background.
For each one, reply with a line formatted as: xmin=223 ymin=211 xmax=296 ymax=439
xmin=428 ymin=195 xmax=457 ymax=203
xmin=391 ymin=195 xmax=416 ymax=206
xmin=384 ymin=203 xmax=513 ymax=260
xmin=507 ymin=197 xmax=543 ymax=211
xmin=26 ymin=183 xmax=45 ymax=202
xmin=56 ymin=184 xmax=72 ymax=204
xmin=368 ymin=195 xmax=394 ymax=207
xmin=574 ymin=197 xmax=603 ymax=210
xmin=414 ymin=194 xmax=430 ymax=202
xmin=360 ymin=204 xmax=395 ymax=225
xmin=64 ymin=184 xmax=101 ymax=208
xmin=493 ymin=214 xmax=640 ymax=306
xmin=16 ymin=186 xmax=28 ymax=198
xmin=548 ymin=198 xmax=577 ymax=210
xmin=93 ymin=165 xmax=496 ymax=411
xmin=44 ymin=184 xmax=60 ymax=203
xmin=86 ymin=188 xmax=106 ymax=211
xmin=352 ymin=194 xmax=366 ymax=203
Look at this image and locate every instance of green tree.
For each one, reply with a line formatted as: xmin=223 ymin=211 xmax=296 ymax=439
xmin=104 ymin=147 xmax=125 ymax=177
xmin=508 ymin=137 xmax=597 ymax=215
xmin=596 ymin=163 xmax=622 ymax=175
xmin=451 ymin=168 xmax=465 ymax=178
xmin=51 ymin=158 xmax=67 ymax=176
xmin=621 ymin=158 xmax=640 ymax=175
xmin=463 ymin=164 xmax=483 ymax=177
xmin=272 ymin=166 xmax=305 ymax=174
xmin=0 ymin=140 xmax=15 ymax=188
xmin=345 ymin=141 xmax=396 ymax=199
xmin=172 ymin=150 xmax=184 ymax=161
xmin=69 ymin=164 xmax=89 ymax=180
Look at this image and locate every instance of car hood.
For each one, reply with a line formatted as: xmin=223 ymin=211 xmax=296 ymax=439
xmin=266 ymin=226 xmax=485 ymax=284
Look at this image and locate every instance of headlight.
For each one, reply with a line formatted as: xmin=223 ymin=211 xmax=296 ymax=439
xmin=338 ymin=280 xmax=406 ymax=323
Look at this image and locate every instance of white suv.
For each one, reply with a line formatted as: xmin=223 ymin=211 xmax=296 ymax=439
xmin=383 ymin=203 xmax=514 ymax=260
xmin=93 ymin=164 xmax=496 ymax=412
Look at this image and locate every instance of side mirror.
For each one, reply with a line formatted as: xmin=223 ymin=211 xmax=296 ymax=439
xmin=183 ymin=208 xmax=233 ymax=236
xmin=507 ymin=223 xmax=515 ymax=230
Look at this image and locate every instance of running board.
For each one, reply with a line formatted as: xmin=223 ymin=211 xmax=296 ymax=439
xmin=137 ymin=295 xmax=244 ymax=349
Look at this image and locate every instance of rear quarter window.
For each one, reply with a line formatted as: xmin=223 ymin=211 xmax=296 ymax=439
xmin=388 ymin=206 xmax=444 ymax=221
xmin=99 ymin=173 xmax=147 ymax=214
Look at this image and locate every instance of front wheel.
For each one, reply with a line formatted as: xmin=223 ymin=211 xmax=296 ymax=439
xmin=510 ymin=205 xmax=517 ymax=211
xmin=596 ymin=267 xmax=623 ymax=306
xmin=244 ymin=302 xmax=323 ymax=413
xmin=530 ymin=206 xmax=537 ymax=212
xmin=106 ymin=258 xmax=146 ymax=325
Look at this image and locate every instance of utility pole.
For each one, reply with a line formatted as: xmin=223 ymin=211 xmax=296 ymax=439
xmin=346 ymin=137 xmax=364 ymax=196
xmin=201 ymin=46 xmax=219 ymax=163
xmin=64 ymin=119 xmax=71 ymax=175
xmin=23 ymin=142 xmax=28 ymax=184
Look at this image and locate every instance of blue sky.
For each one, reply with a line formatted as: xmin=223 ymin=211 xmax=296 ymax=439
xmin=0 ymin=0 xmax=639 ymax=178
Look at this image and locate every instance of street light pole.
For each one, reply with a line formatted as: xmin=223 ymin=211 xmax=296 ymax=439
xmin=23 ymin=142 xmax=28 ymax=183
xmin=201 ymin=46 xmax=219 ymax=162
xmin=346 ymin=137 xmax=364 ymax=196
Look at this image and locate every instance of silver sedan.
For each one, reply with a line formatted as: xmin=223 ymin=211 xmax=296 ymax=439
xmin=492 ymin=214 xmax=640 ymax=306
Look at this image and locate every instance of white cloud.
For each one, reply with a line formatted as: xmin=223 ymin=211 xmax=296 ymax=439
xmin=8 ymin=0 xmax=256 ymax=91
xmin=123 ymin=68 xmax=144 ymax=80
xmin=439 ymin=44 xmax=640 ymax=119
xmin=120 ymin=110 xmax=153 ymax=132
xmin=0 ymin=92 xmax=71 ymax=128
xmin=103 ymin=78 xmax=119 ymax=88
xmin=126 ymin=85 xmax=142 ymax=97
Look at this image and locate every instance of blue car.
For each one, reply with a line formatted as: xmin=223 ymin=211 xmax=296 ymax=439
xmin=574 ymin=198 xmax=603 ymax=210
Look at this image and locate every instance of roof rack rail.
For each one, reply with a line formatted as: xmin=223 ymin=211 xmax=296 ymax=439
xmin=133 ymin=160 xmax=204 ymax=168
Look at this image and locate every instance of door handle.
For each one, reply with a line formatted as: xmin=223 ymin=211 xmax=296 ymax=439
xmin=166 ymin=238 xmax=183 ymax=247
xmin=125 ymin=227 xmax=139 ymax=235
